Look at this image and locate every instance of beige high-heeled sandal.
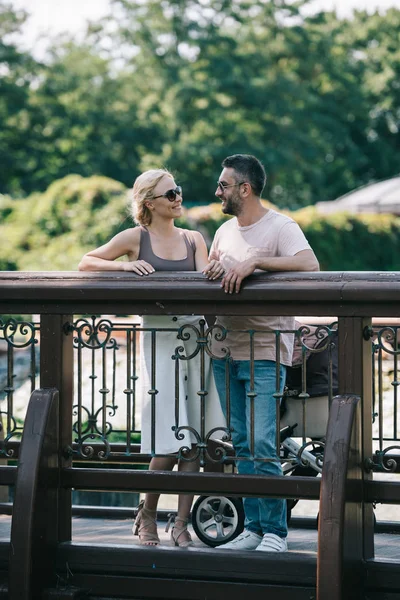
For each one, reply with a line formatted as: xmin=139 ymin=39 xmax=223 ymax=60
xmin=165 ymin=514 xmax=194 ymax=548
xmin=132 ymin=500 xmax=160 ymax=546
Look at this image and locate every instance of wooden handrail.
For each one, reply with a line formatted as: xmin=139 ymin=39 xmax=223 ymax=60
xmin=1 ymin=271 xmax=400 ymax=316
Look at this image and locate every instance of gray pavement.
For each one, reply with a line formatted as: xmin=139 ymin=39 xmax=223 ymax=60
xmin=0 ymin=514 xmax=398 ymax=558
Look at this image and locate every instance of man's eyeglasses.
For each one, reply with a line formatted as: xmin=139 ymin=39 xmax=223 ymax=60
xmin=217 ymin=181 xmax=246 ymax=192
xmin=152 ymin=186 xmax=182 ymax=202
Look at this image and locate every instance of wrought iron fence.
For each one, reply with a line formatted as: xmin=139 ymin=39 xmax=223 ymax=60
xmin=1 ymin=271 xmax=400 ymax=600
xmin=0 ymin=317 xmax=39 ymax=454
xmin=1 ymin=315 xmax=398 ymax=475
xmin=371 ymin=323 xmax=400 ymax=471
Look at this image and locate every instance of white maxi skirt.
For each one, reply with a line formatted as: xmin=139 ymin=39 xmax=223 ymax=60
xmin=139 ymin=315 xmax=226 ymax=455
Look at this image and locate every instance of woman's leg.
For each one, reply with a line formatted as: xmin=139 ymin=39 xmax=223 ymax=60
xmin=176 ymin=447 xmax=200 ymax=519
xmin=172 ymin=446 xmax=200 ymax=545
xmin=143 ymin=456 xmax=177 ymax=510
xmin=134 ymin=456 xmax=176 ymax=545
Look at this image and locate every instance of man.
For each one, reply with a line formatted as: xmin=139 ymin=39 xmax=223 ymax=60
xmin=203 ymin=154 xmax=319 ymax=552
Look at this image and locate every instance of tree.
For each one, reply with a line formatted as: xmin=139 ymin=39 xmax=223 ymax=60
xmin=1 ymin=0 xmax=400 ymax=209
xmin=0 ymin=1 xmax=39 ymax=194
xmin=107 ymin=0 xmax=376 ymax=207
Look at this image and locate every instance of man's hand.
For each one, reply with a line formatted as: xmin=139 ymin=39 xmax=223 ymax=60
xmin=221 ymin=259 xmax=256 ymax=293
xmin=202 ymin=259 xmax=225 ymax=280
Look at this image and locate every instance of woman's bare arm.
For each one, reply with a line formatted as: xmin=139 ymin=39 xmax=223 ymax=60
xmin=78 ymin=228 xmax=154 ymax=275
xmin=192 ymin=231 xmax=210 ymax=271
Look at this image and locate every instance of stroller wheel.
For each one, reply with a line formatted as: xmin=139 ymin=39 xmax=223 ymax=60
xmin=191 ymin=495 xmax=245 ymax=547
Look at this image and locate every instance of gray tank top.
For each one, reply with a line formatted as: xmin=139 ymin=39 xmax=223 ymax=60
xmin=137 ymin=226 xmax=196 ymax=271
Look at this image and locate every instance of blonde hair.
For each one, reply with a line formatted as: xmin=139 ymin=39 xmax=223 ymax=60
xmin=130 ymin=168 xmax=173 ymax=226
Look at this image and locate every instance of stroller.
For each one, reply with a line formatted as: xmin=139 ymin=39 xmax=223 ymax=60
xmin=191 ymin=324 xmax=338 ymax=547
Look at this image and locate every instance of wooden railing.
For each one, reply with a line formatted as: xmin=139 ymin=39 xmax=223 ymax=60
xmin=0 ymin=271 xmax=400 ymax=600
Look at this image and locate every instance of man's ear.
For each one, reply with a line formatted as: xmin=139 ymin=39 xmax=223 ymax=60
xmin=241 ymin=182 xmax=252 ymax=197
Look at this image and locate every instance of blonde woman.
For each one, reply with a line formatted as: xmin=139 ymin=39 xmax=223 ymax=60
xmin=79 ymin=169 xmax=226 ymax=547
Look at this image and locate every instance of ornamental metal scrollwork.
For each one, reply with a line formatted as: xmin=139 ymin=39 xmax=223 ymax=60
xmin=0 ymin=413 xmax=22 ymax=457
xmin=69 ymin=316 xmax=123 ymax=457
xmin=73 ymin=433 xmax=111 ymax=460
xmin=72 ymin=404 xmax=116 ymax=437
xmin=371 ymin=446 xmax=400 ymax=472
xmin=173 ymin=424 xmax=232 ymax=466
xmin=373 ymin=327 xmax=399 ymax=356
xmin=72 ymin=317 xmax=117 ymax=350
xmin=170 ymin=321 xmax=231 ymax=361
xmin=0 ymin=318 xmax=38 ymax=457
xmin=296 ymin=324 xmax=336 ymax=355
xmin=0 ymin=318 xmax=38 ymax=348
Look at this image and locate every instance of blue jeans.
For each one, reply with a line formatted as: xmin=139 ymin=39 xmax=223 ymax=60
xmin=212 ymin=358 xmax=288 ymax=538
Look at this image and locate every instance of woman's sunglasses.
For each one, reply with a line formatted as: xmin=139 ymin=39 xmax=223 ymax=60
xmin=153 ymin=186 xmax=182 ymax=202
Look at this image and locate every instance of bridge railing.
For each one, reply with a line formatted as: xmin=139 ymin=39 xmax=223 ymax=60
xmin=0 ymin=270 xmax=399 ymax=600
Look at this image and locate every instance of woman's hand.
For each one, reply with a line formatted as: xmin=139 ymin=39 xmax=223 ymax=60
xmin=123 ymin=260 xmax=155 ymax=275
xmin=202 ymin=259 xmax=225 ymax=280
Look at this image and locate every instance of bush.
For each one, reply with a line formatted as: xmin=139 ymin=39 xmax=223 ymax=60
xmin=1 ymin=175 xmax=130 ymax=271
xmin=294 ymin=207 xmax=400 ymax=270
xmin=2 ymin=175 xmax=400 ymax=271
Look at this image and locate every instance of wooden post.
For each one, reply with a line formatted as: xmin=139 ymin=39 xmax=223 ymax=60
xmin=338 ymin=316 xmax=374 ymax=563
xmin=317 ymin=394 xmax=360 ymax=600
xmin=317 ymin=317 xmax=373 ymax=600
xmin=40 ymin=314 xmax=74 ymax=541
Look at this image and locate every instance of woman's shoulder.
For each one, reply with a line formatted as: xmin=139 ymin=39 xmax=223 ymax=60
xmin=118 ymin=226 xmax=142 ymax=239
xmin=178 ymin=228 xmax=203 ymax=242
xmin=181 ymin=228 xmax=206 ymax=248
xmin=111 ymin=226 xmax=142 ymax=248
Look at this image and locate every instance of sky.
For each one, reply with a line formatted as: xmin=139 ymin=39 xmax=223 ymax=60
xmin=8 ymin=0 xmax=400 ymax=58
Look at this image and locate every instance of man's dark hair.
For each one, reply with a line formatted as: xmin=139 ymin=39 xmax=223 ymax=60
xmin=222 ymin=154 xmax=266 ymax=197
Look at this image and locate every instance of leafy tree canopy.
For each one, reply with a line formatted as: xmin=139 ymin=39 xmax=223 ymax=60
xmin=0 ymin=0 xmax=399 ymax=210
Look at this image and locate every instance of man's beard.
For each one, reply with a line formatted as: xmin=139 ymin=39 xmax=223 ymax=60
xmin=221 ymin=190 xmax=242 ymax=216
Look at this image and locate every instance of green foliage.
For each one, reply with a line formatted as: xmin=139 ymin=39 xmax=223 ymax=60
xmin=0 ymin=193 xmax=13 ymax=220
xmin=1 ymin=1 xmax=400 ymax=210
xmin=1 ymin=174 xmax=400 ymax=271
xmin=0 ymin=174 xmax=129 ymax=271
xmin=3 ymin=170 xmax=400 ymax=271
xmin=294 ymin=207 xmax=400 ymax=270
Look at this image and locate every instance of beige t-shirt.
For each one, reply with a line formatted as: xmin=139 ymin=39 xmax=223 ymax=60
xmin=209 ymin=209 xmax=311 ymax=364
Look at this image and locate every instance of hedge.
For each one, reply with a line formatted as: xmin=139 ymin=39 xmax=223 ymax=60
xmin=1 ymin=175 xmax=399 ymax=272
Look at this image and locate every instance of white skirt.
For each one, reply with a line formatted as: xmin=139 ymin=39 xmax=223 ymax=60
xmin=139 ymin=315 xmax=226 ymax=455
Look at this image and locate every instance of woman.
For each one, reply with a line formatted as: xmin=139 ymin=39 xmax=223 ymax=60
xmin=79 ymin=169 xmax=226 ymax=548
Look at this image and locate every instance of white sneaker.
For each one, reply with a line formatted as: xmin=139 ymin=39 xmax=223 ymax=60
xmin=255 ymin=533 xmax=288 ymax=552
xmin=219 ymin=530 xmax=262 ymax=550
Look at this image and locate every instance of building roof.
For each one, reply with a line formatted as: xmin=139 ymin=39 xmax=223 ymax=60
xmin=316 ymin=176 xmax=400 ymax=215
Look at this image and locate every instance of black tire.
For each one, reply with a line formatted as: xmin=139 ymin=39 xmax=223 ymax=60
xmin=191 ymin=495 xmax=245 ymax=547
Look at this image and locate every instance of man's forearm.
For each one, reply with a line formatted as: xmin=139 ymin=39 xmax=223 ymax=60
xmin=253 ymin=250 xmax=320 ymax=272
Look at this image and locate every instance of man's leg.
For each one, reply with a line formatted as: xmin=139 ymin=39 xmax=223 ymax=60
xmin=212 ymin=358 xmax=262 ymax=537
xmin=239 ymin=360 xmax=288 ymax=540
